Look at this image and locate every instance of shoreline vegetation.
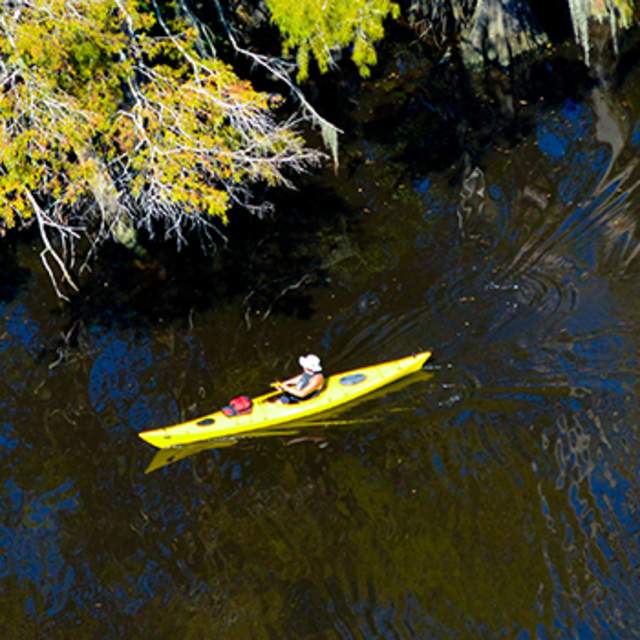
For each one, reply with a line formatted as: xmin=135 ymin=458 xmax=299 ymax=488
xmin=0 ymin=0 xmax=637 ymax=299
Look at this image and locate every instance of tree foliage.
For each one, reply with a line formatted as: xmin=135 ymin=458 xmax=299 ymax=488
xmin=264 ymin=0 xmax=400 ymax=80
xmin=0 ymin=0 xmax=322 ymax=296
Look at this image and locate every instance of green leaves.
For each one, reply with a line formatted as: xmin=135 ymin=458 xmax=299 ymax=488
xmin=265 ymin=0 xmax=399 ymax=80
xmin=0 ymin=0 xmax=321 ymax=242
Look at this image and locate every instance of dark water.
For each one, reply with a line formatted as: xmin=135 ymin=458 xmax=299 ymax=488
xmin=2 ymin=53 xmax=640 ymax=638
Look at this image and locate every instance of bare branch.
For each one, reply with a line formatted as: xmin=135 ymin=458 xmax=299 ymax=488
xmin=25 ymin=189 xmax=79 ymax=300
xmin=210 ymin=0 xmax=341 ymax=168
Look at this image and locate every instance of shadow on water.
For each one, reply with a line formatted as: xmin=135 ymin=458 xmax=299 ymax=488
xmin=0 ymin=234 xmax=31 ymax=306
xmin=66 ymin=183 xmax=353 ymax=325
xmin=1 ymin=31 xmax=640 ymax=639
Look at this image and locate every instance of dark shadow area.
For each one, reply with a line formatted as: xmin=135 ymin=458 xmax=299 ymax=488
xmin=527 ymin=0 xmax=574 ymax=44
xmin=64 ymin=183 xmax=352 ymax=331
xmin=614 ymin=26 xmax=640 ymax=88
xmin=344 ymin=38 xmax=593 ymax=183
xmin=0 ymin=231 xmax=31 ymax=305
xmin=372 ymin=44 xmax=481 ymax=173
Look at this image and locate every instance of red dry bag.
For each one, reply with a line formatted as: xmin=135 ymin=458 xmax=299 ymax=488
xmin=222 ymin=395 xmax=252 ymax=417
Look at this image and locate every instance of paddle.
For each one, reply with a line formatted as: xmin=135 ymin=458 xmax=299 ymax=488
xmin=255 ymin=385 xmax=284 ymax=403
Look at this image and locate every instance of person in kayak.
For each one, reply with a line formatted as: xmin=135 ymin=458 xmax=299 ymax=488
xmin=274 ymin=354 xmax=325 ymax=403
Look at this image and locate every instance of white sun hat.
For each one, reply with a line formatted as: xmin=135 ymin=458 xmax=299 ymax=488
xmin=299 ymin=353 xmax=322 ymax=372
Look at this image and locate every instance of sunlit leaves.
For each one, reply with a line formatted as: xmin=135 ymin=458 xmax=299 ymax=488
xmin=265 ymin=0 xmax=400 ymax=80
xmin=0 ymin=0 xmax=321 ymax=260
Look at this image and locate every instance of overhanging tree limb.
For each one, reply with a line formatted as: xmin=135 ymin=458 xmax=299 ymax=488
xmin=210 ymin=0 xmax=342 ymax=169
xmin=0 ymin=0 xmax=325 ymax=299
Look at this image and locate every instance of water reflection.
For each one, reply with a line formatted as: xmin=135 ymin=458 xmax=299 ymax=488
xmin=0 ymin=60 xmax=639 ymax=638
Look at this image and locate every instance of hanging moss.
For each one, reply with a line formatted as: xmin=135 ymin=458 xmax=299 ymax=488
xmin=568 ymin=0 xmax=635 ymax=65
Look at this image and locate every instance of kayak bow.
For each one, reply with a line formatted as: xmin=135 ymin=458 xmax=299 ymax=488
xmin=138 ymin=350 xmax=431 ymax=449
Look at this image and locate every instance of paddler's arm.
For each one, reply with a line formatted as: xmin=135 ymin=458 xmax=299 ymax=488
xmin=278 ymin=374 xmax=302 ymax=392
xmin=283 ymin=373 xmax=325 ymax=398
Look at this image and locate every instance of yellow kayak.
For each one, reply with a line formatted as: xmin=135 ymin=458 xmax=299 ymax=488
xmin=138 ymin=350 xmax=432 ymax=449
